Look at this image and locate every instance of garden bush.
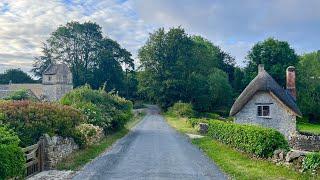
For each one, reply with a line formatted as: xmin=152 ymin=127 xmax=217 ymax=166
xmin=0 ymin=101 xmax=85 ymax=147
xmin=168 ymin=102 xmax=194 ymax=118
xmin=207 ymin=120 xmax=289 ymax=157
xmin=3 ymin=89 xmax=35 ymax=101
xmin=75 ymin=123 xmax=104 ymax=148
xmin=0 ymin=126 xmax=25 ymax=179
xmin=60 ymin=85 xmax=133 ymax=133
xmin=303 ymin=152 xmax=320 ymax=173
xmin=188 ymin=118 xmax=208 ymax=128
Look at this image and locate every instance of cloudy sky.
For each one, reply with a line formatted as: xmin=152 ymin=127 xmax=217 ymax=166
xmin=0 ymin=0 xmax=319 ymax=74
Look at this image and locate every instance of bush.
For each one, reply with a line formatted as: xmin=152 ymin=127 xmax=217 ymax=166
xmin=168 ymin=102 xmax=194 ymax=118
xmin=3 ymin=89 xmax=35 ymax=101
xmin=188 ymin=118 xmax=208 ymax=128
xmin=207 ymin=121 xmax=289 ymax=157
xmin=0 ymin=126 xmax=25 ymax=179
xmin=0 ymin=101 xmax=85 ymax=147
xmin=303 ymin=152 xmax=320 ymax=172
xmin=75 ymin=123 xmax=104 ymax=148
xmin=60 ymin=85 xmax=133 ymax=133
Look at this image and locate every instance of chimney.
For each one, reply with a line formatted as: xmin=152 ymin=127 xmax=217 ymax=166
xmin=258 ymin=64 xmax=264 ymax=73
xmin=286 ymin=66 xmax=296 ymax=100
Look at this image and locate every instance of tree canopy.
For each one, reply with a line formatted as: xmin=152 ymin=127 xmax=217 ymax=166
xmin=32 ymin=21 xmax=135 ymax=98
xmin=0 ymin=69 xmax=37 ymax=84
xmin=244 ymin=38 xmax=298 ymax=87
xmin=297 ymin=51 xmax=320 ymax=122
xmin=138 ymin=27 xmax=233 ymax=111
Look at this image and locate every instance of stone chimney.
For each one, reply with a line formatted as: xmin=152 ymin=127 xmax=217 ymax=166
xmin=286 ymin=66 xmax=296 ymax=100
xmin=258 ymin=64 xmax=265 ymax=73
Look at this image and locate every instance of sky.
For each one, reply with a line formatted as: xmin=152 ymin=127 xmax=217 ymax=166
xmin=0 ymin=0 xmax=320 ymax=74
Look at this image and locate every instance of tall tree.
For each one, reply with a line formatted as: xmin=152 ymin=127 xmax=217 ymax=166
xmin=0 ymin=69 xmax=37 ymax=84
xmin=297 ymin=51 xmax=320 ymax=123
xmin=244 ymin=38 xmax=298 ymax=87
xmin=138 ymin=27 xmax=233 ymax=111
xmin=32 ymin=21 xmax=135 ymax=97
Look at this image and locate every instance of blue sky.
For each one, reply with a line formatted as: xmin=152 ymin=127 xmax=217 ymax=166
xmin=0 ymin=0 xmax=320 ymax=73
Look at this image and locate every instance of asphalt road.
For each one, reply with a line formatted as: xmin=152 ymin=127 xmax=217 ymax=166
xmin=73 ymin=106 xmax=227 ymax=180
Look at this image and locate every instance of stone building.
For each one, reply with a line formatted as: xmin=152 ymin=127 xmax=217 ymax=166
xmin=229 ymin=65 xmax=302 ymax=139
xmin=0 ymin=63 xmax=73 ymax=101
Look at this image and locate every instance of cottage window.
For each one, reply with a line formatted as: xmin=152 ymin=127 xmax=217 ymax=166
xmin=48 ymin=76 xmax=51 ymax=81
xmin=257 ymin=105 xmax=270 ymax=117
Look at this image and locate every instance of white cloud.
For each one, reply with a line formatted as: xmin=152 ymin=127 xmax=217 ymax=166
xmin=0 ymin=0 xmax=151 ymax=73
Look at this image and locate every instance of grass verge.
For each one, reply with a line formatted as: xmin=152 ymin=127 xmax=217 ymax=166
xmin=56 ymin=111 xmax=146 ymax=170
xmin=297 ymin=122 xmax=320 ymax=135
xmin=165 ymin=114 xmax=199 ymax=135
xmin=165 ymin=114 xmax=316 ymax=180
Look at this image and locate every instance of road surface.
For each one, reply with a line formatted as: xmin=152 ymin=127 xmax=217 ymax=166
xmin=73 ymin=106 xmax=227 ymax=180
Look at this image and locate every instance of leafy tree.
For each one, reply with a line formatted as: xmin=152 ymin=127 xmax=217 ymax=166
xmin=244 ymin=38 xmax=298 ymax=87
xmin=138 ymin=27 xmax=233 ymax=111
xmin=297 ymin=51 xmax=320 ymax=123
xmin=0 ymin=69 xmax=37 ymax=84
xmin=32 ymin=21 xmax=135 ymax=97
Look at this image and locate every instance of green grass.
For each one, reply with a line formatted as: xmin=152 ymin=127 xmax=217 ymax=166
xmin=165 ymin=114 xmax=199 ymax=135
xmin=56 ymin=112 xmax=145 ymax=170
xmin=165 ymin=115 xmax=317 ymax=180
xmin=297 ymin=122 xmax=320 ymax=135
xmin=193 ymin=138 xmax=316 ymax=180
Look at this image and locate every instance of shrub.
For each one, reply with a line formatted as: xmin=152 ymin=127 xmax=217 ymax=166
xmin=0 ymin=126 xmax=25 ymax=179
xmin=188 ymin=118 xmax=208 ymax=128
xmin=4 ymin=89 xmax=35 ymax=101
xmin=74 ymin=123 xmax=104 ymax=148
xmin=0 ymin=101 xmax=85 ymax=147
xmin=60 ymin=85 xmax=133 ymax=133
xmin=207 ymin=120 xmax=289 ymax=157
xmin=303 ymin=152 xmax=320 ymax=172
xmin=168 ymin=102 xmax=194 ymax=118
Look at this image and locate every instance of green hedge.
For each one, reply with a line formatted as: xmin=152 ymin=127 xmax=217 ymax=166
xmin=0 ymin=101 xmax=85 ymax=147
xmin=0 ymin=126 xmax=25 ymax=179
xmin=207 ymin=121 xmax=289 ymax=157
xmin=60 ymin=85 xmax=133 ymax=133
xmin=303 ymin=152 xmax=320 ymax=172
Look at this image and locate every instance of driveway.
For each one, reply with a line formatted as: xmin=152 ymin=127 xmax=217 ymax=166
xmin=73 ymin=105 xmax=227 ymax=180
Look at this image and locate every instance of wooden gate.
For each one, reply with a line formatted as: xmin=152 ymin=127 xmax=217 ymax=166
xmin=22 ymin=139 xmax=45 ymax=177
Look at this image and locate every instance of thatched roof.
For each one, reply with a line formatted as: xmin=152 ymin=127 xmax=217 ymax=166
xmin=43 ymin=64 xmax=70 ymax=75
xmin=230 ymin=69 xmax=302 ymax=117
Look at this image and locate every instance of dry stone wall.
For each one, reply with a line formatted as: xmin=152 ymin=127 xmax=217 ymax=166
xmin=290 ymin=134 xmax=320 ymax=151
xmin=42 ymin=134 xmax=79 ymax=169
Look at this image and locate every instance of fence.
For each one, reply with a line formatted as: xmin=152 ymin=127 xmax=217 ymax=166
xmin=22 ymin=138 xmax=45 ymax=177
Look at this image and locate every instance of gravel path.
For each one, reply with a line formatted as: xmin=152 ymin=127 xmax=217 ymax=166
xmin=73 ymin=106 xmax=227 ymax=180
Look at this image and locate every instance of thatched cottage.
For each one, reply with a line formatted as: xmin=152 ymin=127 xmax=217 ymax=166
xmin=230 ymin=64 xmax=302 ymax=139
xmin=0 ymin=63 xmax=73 ymax=101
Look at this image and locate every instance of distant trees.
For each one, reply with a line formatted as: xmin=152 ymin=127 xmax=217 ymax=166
xmin=297 ymin=51 xmax=320 ymax=122
xmin=138 ymin=27 xmax=233 ymax=111
xmin=0 ymin=69 xmax=37 ymax=84
xmin=32 ymin=21 xmax=136 ymax=98
xmin=244 ymin=38 xmax=299 ymax=87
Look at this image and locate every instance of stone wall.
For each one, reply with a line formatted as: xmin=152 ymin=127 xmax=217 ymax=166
xmin=234 ymin=92 xmax=296 ymax=139
xmin=42 ymin=134 xmax=78 ymax=169
xmin=290 ymin=134 xmax=320 ymax=151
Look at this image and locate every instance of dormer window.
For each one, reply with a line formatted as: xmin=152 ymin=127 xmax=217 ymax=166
xmin=257 ymin=105 xmax=270 ymax=117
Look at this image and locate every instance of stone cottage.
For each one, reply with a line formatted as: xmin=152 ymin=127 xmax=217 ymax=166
xmin=0 ymin=63 xmax=73 ymax=101
xmin=229 ymin=64 xmax=302 ymax=139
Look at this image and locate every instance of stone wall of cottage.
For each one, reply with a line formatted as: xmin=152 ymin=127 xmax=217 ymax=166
xmin=290 ymin=134 xmax=320 ymax=151
xmin=42 ymin=84 xmax=73 ymax=101
xmin=234 ymin=91 xmax=296 ymax=139
xmin=42 ymin=134 xmax=78 ymax=169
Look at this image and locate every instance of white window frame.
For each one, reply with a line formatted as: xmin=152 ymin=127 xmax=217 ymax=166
xmin=257 ymin=105 xmax=271 ymax=118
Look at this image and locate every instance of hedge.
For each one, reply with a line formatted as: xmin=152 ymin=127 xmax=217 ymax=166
xmin=0 ymin=101 xmax=85 ymax=147
xmin=60 ymin=85 xmax=133 ymax=133
xmin=303 ymin=152 xmax=320 ymax=172
xmin=0 ymin=126 xmax=25 ymax=179
xmin=207 ymin=120 xmax=289 ymax=157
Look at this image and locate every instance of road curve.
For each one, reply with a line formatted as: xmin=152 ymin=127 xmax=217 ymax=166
xmin=73 ymin=106 xmax=227 ymax=180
